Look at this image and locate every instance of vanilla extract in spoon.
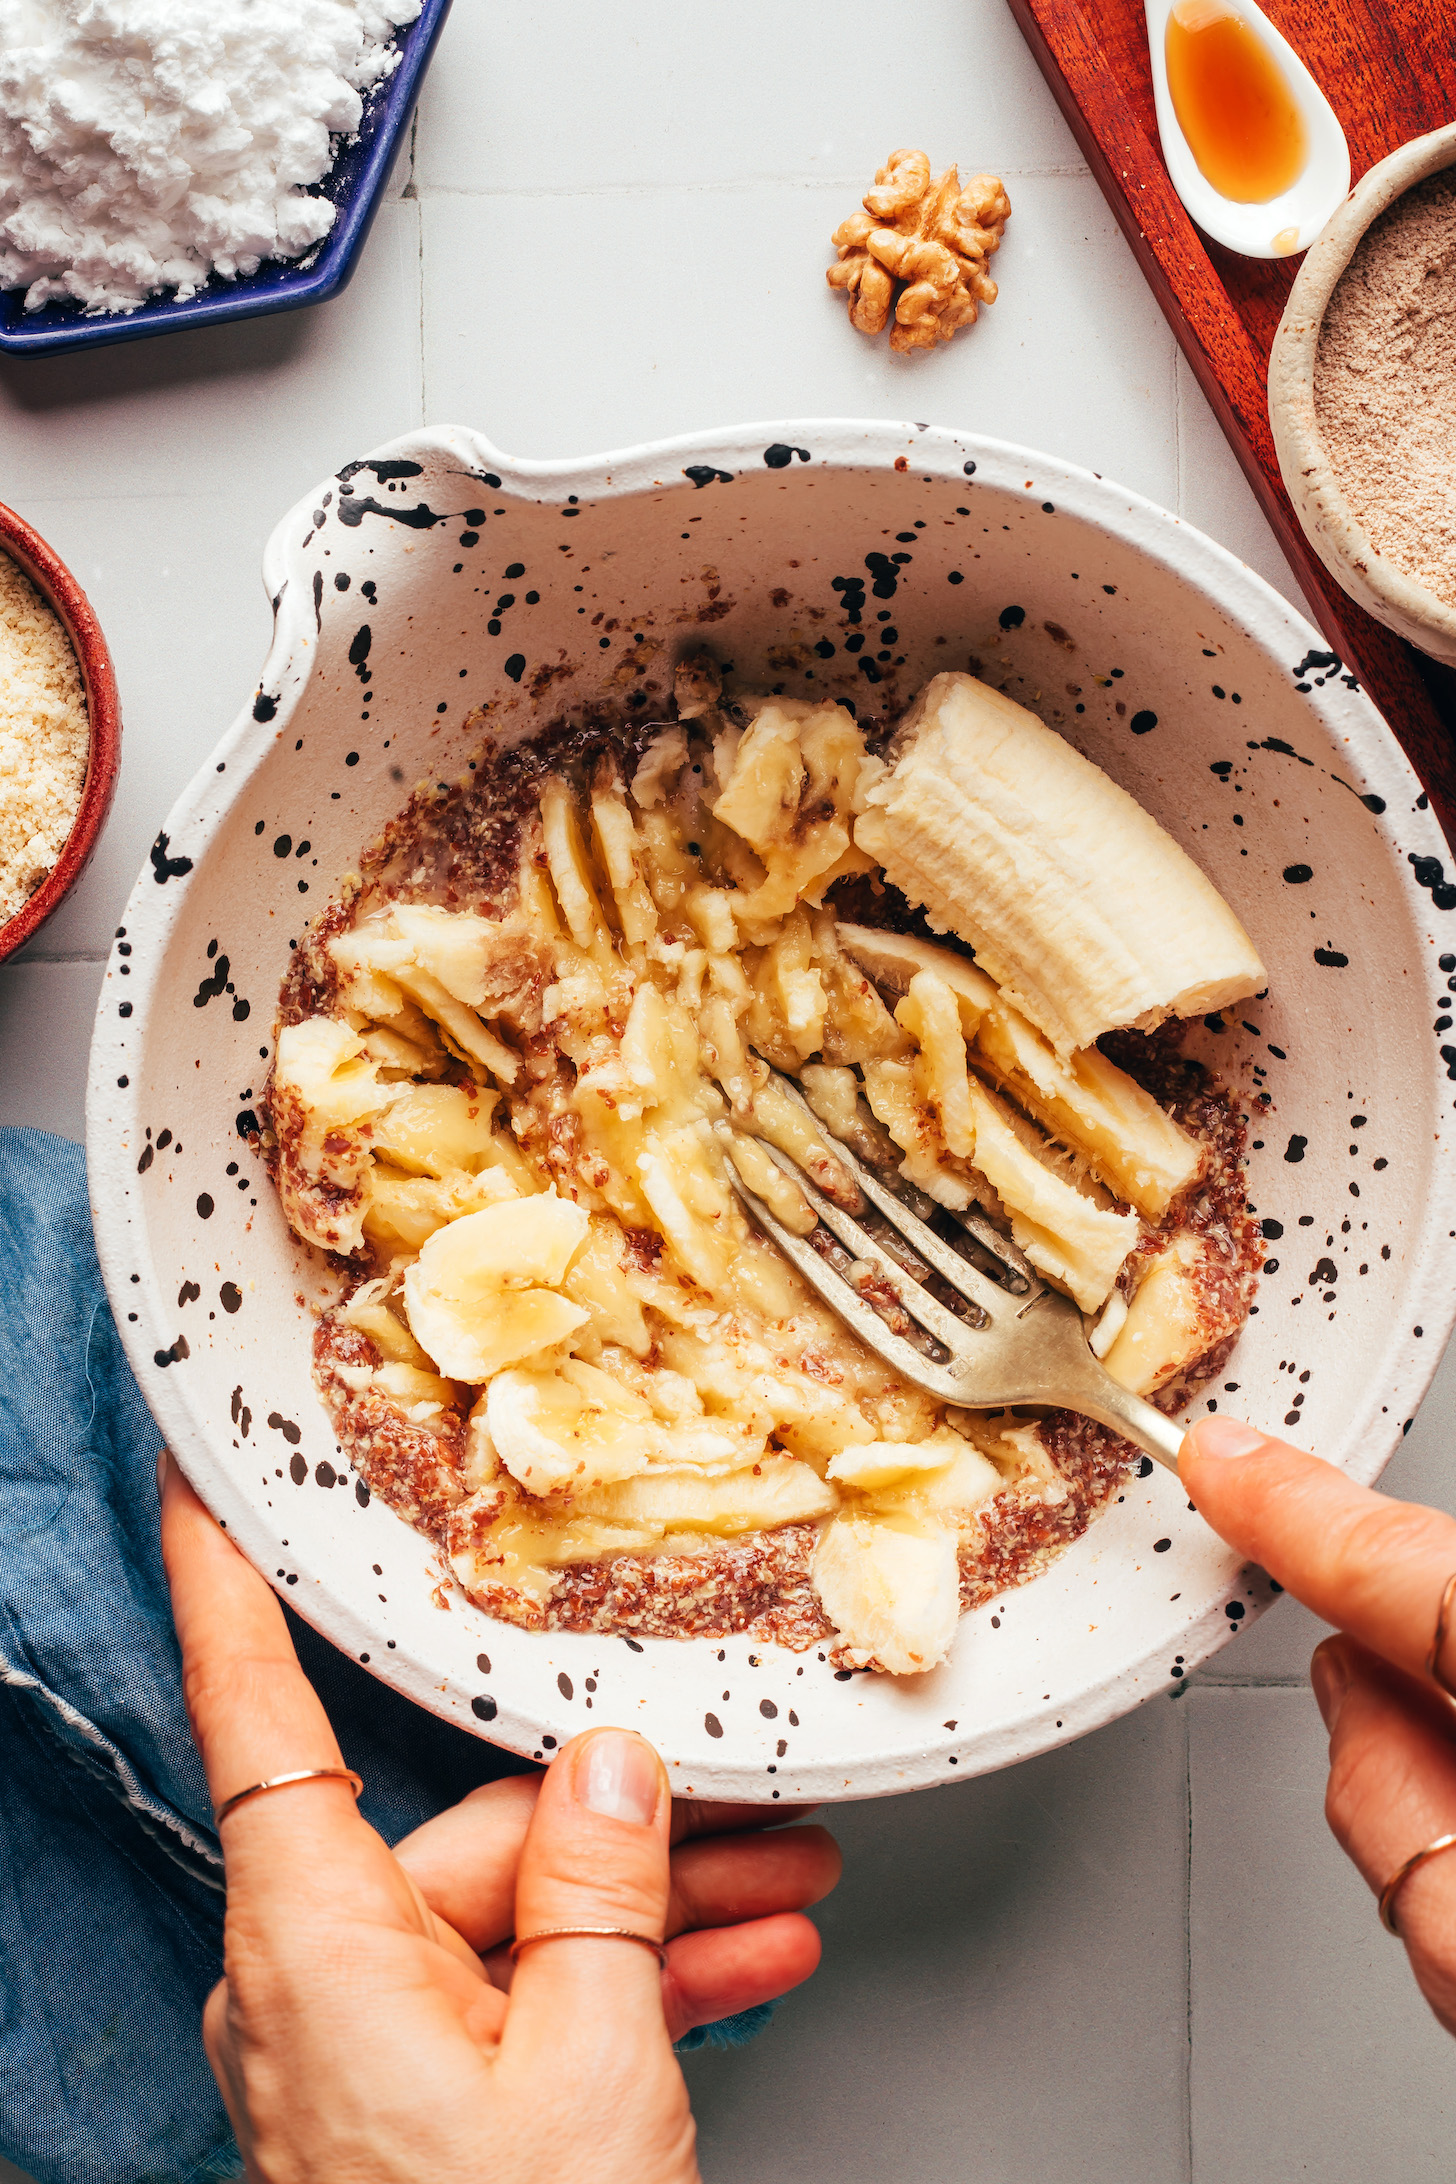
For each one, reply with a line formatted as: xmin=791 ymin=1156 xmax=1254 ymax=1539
xmin=1144 ymin=0 xmax=1349 ymax=257
xmin=1165 ymin=0 xmax=1307 ymax=204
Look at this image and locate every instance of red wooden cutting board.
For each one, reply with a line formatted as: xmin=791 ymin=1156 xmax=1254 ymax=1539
xmin=1005 ymin=0 xmax=1456 ymax=839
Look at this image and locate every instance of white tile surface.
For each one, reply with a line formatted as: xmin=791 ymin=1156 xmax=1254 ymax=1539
xmin=415 ymin=0 xmax=1081 ymax=193
xmin=0 ymin=1 xmax=1450 ymax=2179
xmin=0 ymin=200 xmax=422 ymax=508
xmin=421 ymin=175 xmax=1181 ymax=504
xmin=685 ymin=1701 xmax=1191 ymax=2184
xmin=1189 ymin=1685 xmax=1456 ymax=2180
xmin=1174 ymin=354 xmax=1318 ymax=621
xmin=0 ymin=960 xmax=104 ymax=1141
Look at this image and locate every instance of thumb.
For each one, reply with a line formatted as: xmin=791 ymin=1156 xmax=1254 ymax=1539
xmin=503 ymin=1729 xmax=674 ymax=2066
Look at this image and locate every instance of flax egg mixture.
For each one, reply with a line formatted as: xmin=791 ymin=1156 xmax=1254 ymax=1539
xmin=263 ymin=656 xmax=1265 ymax=1676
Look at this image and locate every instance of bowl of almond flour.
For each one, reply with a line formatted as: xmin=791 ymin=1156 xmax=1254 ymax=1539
xmin=1270 ymin=122 xmax=1456 ymax=667
xmin=0 ymin=501 xmax=120 ymax=964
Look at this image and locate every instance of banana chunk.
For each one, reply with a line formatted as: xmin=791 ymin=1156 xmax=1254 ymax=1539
xmin=1102 ymin=1230 xmax=1241 ymax=1396
xmin=272 ymin=1017 xmax=395 ymax=1254
xmin=813 ymin=1514 xmax=962 ymax=1675
xmin=840 ymin=921 xmax=1203 ymax=1219
xmin=973 ymin=1003 xmax=1201 ymax=1220
xmin=488 ymin=1358 xmax=658 ymax=1495
xmin=962 ymin=1080 xmax=1138 ymax=1313
xmin=403 ymin=1195 xmax=590 ymax=1381
xmin=854 ymin=671 xmax=1265 ymax=1054
xmin=836 ymin=924 xmax=997 ymax=1029
xmin=580 ymin=1456 xmax=837 ymax=1535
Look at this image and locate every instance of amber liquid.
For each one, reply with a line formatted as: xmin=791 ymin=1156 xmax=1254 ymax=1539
xmin=1165 ymin=0 xmax=1308 ymax=205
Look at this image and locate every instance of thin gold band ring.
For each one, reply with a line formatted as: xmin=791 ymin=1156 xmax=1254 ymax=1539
xmin=510 ymin=1926 xmax=669 ymax=1967
xmin=1426 ymin=1569 xmax=1456 ymax=1700
xmin=1379 ymin=1832 xmax=1456 ymax=1935
xmin=215 ymin=1767 xmax=364 ymax=1826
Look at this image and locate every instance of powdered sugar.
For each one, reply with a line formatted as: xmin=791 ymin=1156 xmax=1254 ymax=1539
xmin=0 ymin=0 xmax=422 ymax=315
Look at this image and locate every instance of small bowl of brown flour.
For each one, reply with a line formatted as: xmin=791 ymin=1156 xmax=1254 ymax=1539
xmin=0 ymin=502 xmax=120 ymax=964
xmin=1270 ymin=122 xmax=1456 ymax=667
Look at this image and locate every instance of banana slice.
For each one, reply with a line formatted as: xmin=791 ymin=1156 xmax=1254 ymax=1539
xmin=332 ymin=905 xmax=545 ymax=1079
xmin=560 ymin=1215 xmax=653 ymax=1357
xmin=711 ymin=698 xmax=868 ymax=921
xmin=368 ymin=1083 xmax=500 ymax=1179
xmin=272 ymin=1017 xmax=396 ymax=1253
xmin=862 ymin=1059 xmax=975 ymax=1210
xmin=853 ymin=671 xmax=1265 ymax=1054
xmin=835 ymin=923 xmax=997 ymax=1029
xmin=337 ymin=1281 xmax=433 ymax=1369
xmin=720 ymin=1128 xmax=818 ymax=1236
xmin=827 ymin=1433 xmax=968 ymax=1491
xmin=840 ymin=918 xmax=1203 ymax=1219
xmin=963 ymin=1079 xmax=1137 ymax=1313
xmin=579 ymin=1456 xmax=837 ymax=1534
xmin=973 ymin=1003 xmax=1202 ymax=1220
xmin=363 ymin=1166 xmax=520 ymax=1258
xmin=402 ymin=1195 xmax=590 ymax=1381
xmin=1102 ymin=1231 xmax=1242 ymax=1396
xmin=541 ymin=776 xmax=609 ymax=951
xmin=744 ymin=909 xmax=829 ymax=1067
xmin=813 ymin=1513 xmax=962 ymax=1674
xmin=896 ymin=971 xmax=977 ymax=1158
xmin=488 ymin=1358 xmax=659 ymax=1494
xmin=590 ymin=769 xmax=659 ymax=945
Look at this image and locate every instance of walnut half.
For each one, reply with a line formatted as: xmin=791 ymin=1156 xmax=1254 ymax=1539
xmin=827 ymin=148 xmax=1011 ymax=353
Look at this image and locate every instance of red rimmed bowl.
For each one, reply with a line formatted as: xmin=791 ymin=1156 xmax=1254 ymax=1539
xmin=0 ymin=501 xmax=121 ymax=964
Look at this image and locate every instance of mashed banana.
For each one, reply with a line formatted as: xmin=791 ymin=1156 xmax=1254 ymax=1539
xmin=266 ymin=660 xmax=1260 ymax=1674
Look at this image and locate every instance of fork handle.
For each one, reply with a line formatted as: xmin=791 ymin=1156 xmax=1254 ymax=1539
xmin=1069 ymin=1371 xmax=1189 ymax=1473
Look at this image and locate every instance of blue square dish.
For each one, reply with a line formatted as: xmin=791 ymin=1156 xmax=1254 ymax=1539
xmin=0 ymin=0 xmax=452 ymax=358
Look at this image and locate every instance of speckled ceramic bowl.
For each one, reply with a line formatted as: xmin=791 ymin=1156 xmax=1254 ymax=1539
xmin=1269 ymin=121 xmax=1456 ymax=667
xmin=85 ymin=421 xmax=1456 ymax=1802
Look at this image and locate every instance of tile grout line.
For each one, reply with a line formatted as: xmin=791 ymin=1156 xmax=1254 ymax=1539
xmin=1189 ymin=1672 xmax=1309 ymax=1687
xmin=1173 ymin=346 xmax=1184 ymax=512
xmin=414 ymin=106 xmax=428 ymax=428
xmin=6 ymin=953 xmax=107 ymax=968
xmin=1182 ymin=1685 xmax=1195 ymax=2184
xmin=405 ymin=167 xmax=1094 ymax=202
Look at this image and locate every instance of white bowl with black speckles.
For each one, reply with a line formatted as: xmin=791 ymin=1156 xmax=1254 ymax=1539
xmin=86 ymin=421 xmax=1456 ymax=1803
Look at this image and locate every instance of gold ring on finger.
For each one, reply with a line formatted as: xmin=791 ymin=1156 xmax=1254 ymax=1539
xmin=1378 ymin=1831 xmax=1456 ymax=1934
xmin=509 ymin=1926 xmax=668 ymax=1967
xmin=214 ymin=1766 xmax=364 ymax=1826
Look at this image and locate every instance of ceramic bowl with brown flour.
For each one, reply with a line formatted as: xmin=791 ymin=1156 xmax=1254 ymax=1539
xmin=1270 ymin=122 xmax=1456 ymax=666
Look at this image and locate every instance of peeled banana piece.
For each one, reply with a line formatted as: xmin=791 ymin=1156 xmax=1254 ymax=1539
xmin=813 ymin=1514 xmax=962 ymax=1675
xmin=838 ymin=924 xmax=1204 ymax=1220
xmin=853 ymin=672 xmax=1266 ymax=1055
xmin=402 ymin=1194 xmax=590 ymax=1382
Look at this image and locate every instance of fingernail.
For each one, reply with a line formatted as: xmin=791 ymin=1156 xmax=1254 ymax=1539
xmin=1188 ymin=1416 xmax=1267 ymax=1461
xmin=577 ymin=1731 xmax=661 ymax=1825
xmin=1311 ymin=1644 xmax=1351 ymax=1732
xmin=155 ymin=1448 xmax=170 ymax=1498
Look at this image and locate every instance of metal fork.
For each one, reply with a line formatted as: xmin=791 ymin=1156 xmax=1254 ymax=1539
xmin=722 ymin=1069 xmax=1186 ymax=1471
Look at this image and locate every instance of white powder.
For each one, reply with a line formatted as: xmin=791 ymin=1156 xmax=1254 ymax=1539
xmin=0 ymin=549 xmax=88 ymax=927
xmin=0 ymin=0 xmax=422 ymax=315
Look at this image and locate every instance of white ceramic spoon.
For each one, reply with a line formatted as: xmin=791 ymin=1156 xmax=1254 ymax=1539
xmin=1144 ymin=0 xmax=1350 ymax=259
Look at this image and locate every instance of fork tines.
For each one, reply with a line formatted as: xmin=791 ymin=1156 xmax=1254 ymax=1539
xmin=721 ymin=1066 xmax=1040 ymax=1393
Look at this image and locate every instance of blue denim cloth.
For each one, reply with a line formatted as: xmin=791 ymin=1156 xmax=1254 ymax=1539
xmin=0 ymin=1128 xmax=769 ymax=2184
